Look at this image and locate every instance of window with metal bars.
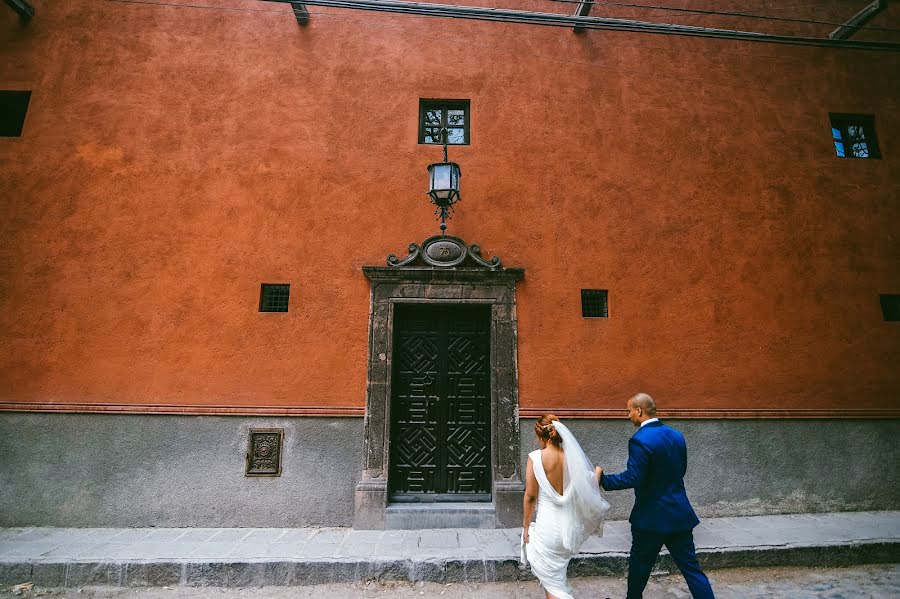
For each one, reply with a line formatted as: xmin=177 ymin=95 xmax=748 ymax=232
xmin=881 ymin=294 xmax=900 ymax=322
xmin=0 ymin=91 xmax=31 ymax=137
xmin=419 ymin=99 xmax=470 ymax=145
xmin=830 ymin=114 xmax=880 ymax=159
xmin=259 ymin=284 xmax=290 ymax=312
xmin=581 ymin=289 xmax=609 ymax=318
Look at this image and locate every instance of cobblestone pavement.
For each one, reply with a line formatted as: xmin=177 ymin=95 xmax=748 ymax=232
xmin=1 ymin=564 xmax=897 ymax=598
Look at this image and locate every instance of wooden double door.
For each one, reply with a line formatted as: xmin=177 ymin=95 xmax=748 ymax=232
xmin=389 ymin=304 xmax=492 ymax=502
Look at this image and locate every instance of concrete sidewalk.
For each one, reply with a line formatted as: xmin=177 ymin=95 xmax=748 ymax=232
xmin=1 ymin=511 xmax=897 ymax=588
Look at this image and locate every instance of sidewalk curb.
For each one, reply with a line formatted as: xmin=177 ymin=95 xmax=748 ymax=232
xmin=1 ymin=539 xmax=897 ymax=587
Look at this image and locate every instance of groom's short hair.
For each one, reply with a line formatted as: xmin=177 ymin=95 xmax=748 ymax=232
xmin=631 ymin=393 xmax=657 ymax=416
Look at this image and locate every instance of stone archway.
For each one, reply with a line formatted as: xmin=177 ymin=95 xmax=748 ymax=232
xmin=353 ymin=235 xmax=525 ymax=529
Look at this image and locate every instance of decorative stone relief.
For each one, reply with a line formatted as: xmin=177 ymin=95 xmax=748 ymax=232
xmin=388 ymin=235 xmax=501 ymax=269
xmin=246 ymin=428 xmax=284 ymax=477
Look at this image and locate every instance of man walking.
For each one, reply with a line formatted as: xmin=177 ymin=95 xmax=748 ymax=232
xmin=598 ymin=393 xmax=714 ymax=599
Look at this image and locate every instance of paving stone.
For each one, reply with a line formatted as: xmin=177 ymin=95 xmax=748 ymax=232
xmin=225 ymin=561 xmax=269 ymax=587
xmin=243 ymin=529 xmax=287 ymax=543
xmin=208 ymin=530 xmax=252 ymax=543
xmin=121 ymin=562 xmax=183 ymax=587
xmin=188 ymin=543 xmax=241 ymax=559
xmin=0 ymin=541 xmax=62 ymax=558
xmin=30 ymin=562 xmax=66 ymax=586
xmin=0 ymin=561 xmax=32 ymax=585
xmin=417 ymin=530 xmax=459 ymax=549
xmin=173 ymin=529 xmax=219 ymax=543
xmin=107 ymin=530 xmax=151 ymax=543
xmin=0 ymin=511 xmax=895 ymax=588
xmin=66 ymin=562 xmax=123 ymax=586
xmin=264 ymin=561 xmax=298 ymax=585
xmin=362 ymin=559 xmax=410 ymax=581
xmin=184 ymin=562 xmax=228 ymax=586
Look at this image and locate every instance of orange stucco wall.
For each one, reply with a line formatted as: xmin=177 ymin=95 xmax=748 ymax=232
xmin=1 ymin=0 xmax=899 ymax=413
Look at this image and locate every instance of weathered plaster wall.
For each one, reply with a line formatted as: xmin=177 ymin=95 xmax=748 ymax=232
xmin=520 ymin=419 xmax=900 ymax=521
xmin=1 ymin=0 xmax=899 ymax=415
xmin=0 ymin=414 xmax=362 ymax=527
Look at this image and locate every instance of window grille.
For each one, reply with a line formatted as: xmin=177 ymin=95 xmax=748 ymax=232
xmin=830 ymin=114 xmax=880 ymax=159
xmin=581 ymin=289 xmax=609 ymax=318
xmin=0 ymin=91 xmax=31 ymax=137
xmin=881 ymin=294 xmax=900 ymax=322
xmin=419 ymin=99 xmax=470 ymax=145
xmin=259 ymin=284 xmax=290 ymax=312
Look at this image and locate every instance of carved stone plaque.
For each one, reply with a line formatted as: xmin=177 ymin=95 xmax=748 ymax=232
xmin=246 ymin=428 xmax=284 ymax=477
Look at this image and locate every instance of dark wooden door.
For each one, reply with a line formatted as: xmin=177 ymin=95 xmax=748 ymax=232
xmin=389 ymin=304 xmax=492 ymax=502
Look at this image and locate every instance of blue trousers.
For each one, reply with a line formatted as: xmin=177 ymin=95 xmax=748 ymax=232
xmin=627 ymin=528 xmax=715 ymax=599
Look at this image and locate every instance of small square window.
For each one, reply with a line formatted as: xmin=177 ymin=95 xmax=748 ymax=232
xmin=881 ymin=294 xmax=900 ymax=322
xmin=581 ymin=289 xmax=609 ymax=318
xmin=0 ymin=91 xmax=31 ymax=137
xmin=419 ymin=99 xmax=470 ymax=145
xmin=829 ymin=114 xmax=880 ymax=159
xmin=259 ymin=284 xmax=290 ymax=312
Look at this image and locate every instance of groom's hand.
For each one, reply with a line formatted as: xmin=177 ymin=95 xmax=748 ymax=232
xmin=594 ymin=466 xmax=603 ymax=481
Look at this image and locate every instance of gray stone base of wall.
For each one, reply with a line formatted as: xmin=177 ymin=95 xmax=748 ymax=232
xmin=520 ymin=418 xmax=900 ymax=520
xmin=1 ymin=413 xmax=898 ymax=528
xmin=0 ymin=413 xmax=364 ymax=528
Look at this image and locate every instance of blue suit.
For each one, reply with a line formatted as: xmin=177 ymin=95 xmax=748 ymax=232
xmin=601 ymin=421 xmax=714 ymax=599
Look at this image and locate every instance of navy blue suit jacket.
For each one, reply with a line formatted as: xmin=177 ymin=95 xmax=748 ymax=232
xmin=600 ymin=421 xmax=700 ymax=533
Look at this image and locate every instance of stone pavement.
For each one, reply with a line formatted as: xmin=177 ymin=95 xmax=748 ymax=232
xmin=0 ymin=511 xmax=897 ymax=588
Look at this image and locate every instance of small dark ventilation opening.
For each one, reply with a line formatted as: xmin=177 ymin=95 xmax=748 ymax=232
xmin=581 ymin=289 xmax=609 ymax=318
xmin=259 ymin=284 xmax=290 ymax=312
xmin=881 ymin=294 xmax=900 ymax=322
xmin=0 ymin=91 xmax=31 ymax=137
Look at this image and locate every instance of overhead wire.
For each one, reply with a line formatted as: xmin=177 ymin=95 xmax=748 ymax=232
xmin=538 ymin=0 xmax=900 ymax=35
xmin=258 ymin=0 xmax=900 ymax=50
xmin=101 ymin=0 xmax=900 ymax=51
xmin=103 ymin=0 xmax=891 ymax=96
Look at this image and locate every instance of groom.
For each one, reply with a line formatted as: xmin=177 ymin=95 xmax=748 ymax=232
xmin=598 ymin=393 xmax=714 ymax=599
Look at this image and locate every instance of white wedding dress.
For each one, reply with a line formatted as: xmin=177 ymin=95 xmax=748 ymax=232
xmin=521 ymin=421 xmax=610 ymax=599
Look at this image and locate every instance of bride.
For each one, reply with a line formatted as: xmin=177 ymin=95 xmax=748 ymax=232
xmin=521 ymin=414 xmax=610 ymax=599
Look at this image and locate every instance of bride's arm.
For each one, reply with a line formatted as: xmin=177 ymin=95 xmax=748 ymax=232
xmin=522 ymin=456 xmax=538 ymax=543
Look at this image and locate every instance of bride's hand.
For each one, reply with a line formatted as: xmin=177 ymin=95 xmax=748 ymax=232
xmin=522 ymin=528 xmax=530 ymax=544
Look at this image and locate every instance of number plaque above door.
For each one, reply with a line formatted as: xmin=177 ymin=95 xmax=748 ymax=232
xmin=387 ymin=235 xmax=501 ymax=269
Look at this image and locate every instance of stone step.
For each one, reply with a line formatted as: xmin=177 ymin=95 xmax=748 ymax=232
xmin=385 ymin=502 xmax=496 ymax=529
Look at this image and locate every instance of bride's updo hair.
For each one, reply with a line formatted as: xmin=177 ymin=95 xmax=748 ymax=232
xmin=535 ymin=414 xmax=561 ymax=447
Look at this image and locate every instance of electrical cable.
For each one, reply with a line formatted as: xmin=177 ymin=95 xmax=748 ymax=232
xmin=260 ymin=0 xmax=900 ymax=50
xmin=539 ymin=0 xmax=900 ymax=35
xmin=101 ymin=0 xmax=900 ymax=51
xmin=102 ymin=0 xmax=896 ymax=96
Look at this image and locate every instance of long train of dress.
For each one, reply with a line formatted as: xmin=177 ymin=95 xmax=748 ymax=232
xmin=524 ymin=449 xmax=577 ymax=599
xmin=522 ymin=444 xmax=609 ymax=599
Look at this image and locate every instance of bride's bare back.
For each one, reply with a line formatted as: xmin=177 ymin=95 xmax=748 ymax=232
xmin=541 ymin=446 xmax=565 ymax=495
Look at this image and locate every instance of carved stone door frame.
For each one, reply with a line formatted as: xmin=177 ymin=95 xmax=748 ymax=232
xmin=353 ymin=235 xmax=525 ymax=529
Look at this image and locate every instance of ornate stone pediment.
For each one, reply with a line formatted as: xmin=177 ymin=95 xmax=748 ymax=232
xmin=387 ymin=235 xmax=501 ymax=269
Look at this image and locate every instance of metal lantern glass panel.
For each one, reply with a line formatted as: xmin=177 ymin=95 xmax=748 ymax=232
xmin=427 ymin=161 xmax=461 ymax=206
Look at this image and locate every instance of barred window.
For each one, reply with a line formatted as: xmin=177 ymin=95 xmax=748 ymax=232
xmin=881 ymin=294 xmax=900 ymax=322
xmin=419 ymin=99 xmax=470 ymax=145
xmin=0 ymin=91 xmax=31 ymax=137
xmin=259 ymin=284 xmax=290 ymax=312
xmin=581 ymin=289 xmax=609 ymax=318
xmin=830 ymin=114 xmax=880 ymax=159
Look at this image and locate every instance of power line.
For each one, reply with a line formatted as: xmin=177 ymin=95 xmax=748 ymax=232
xmin=540 ymin=0 xmax=900 ymax=35
xmin=101 ymin=0 xmax=900 ymax=51
xmin=103 ymin=0 xmax=895 ymax=96
xmin=257 ymin=0 xmax=900 ymax=51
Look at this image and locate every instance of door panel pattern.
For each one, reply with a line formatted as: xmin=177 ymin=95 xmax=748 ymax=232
xmin=390 ymin=304 xmax=491 ymax=501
